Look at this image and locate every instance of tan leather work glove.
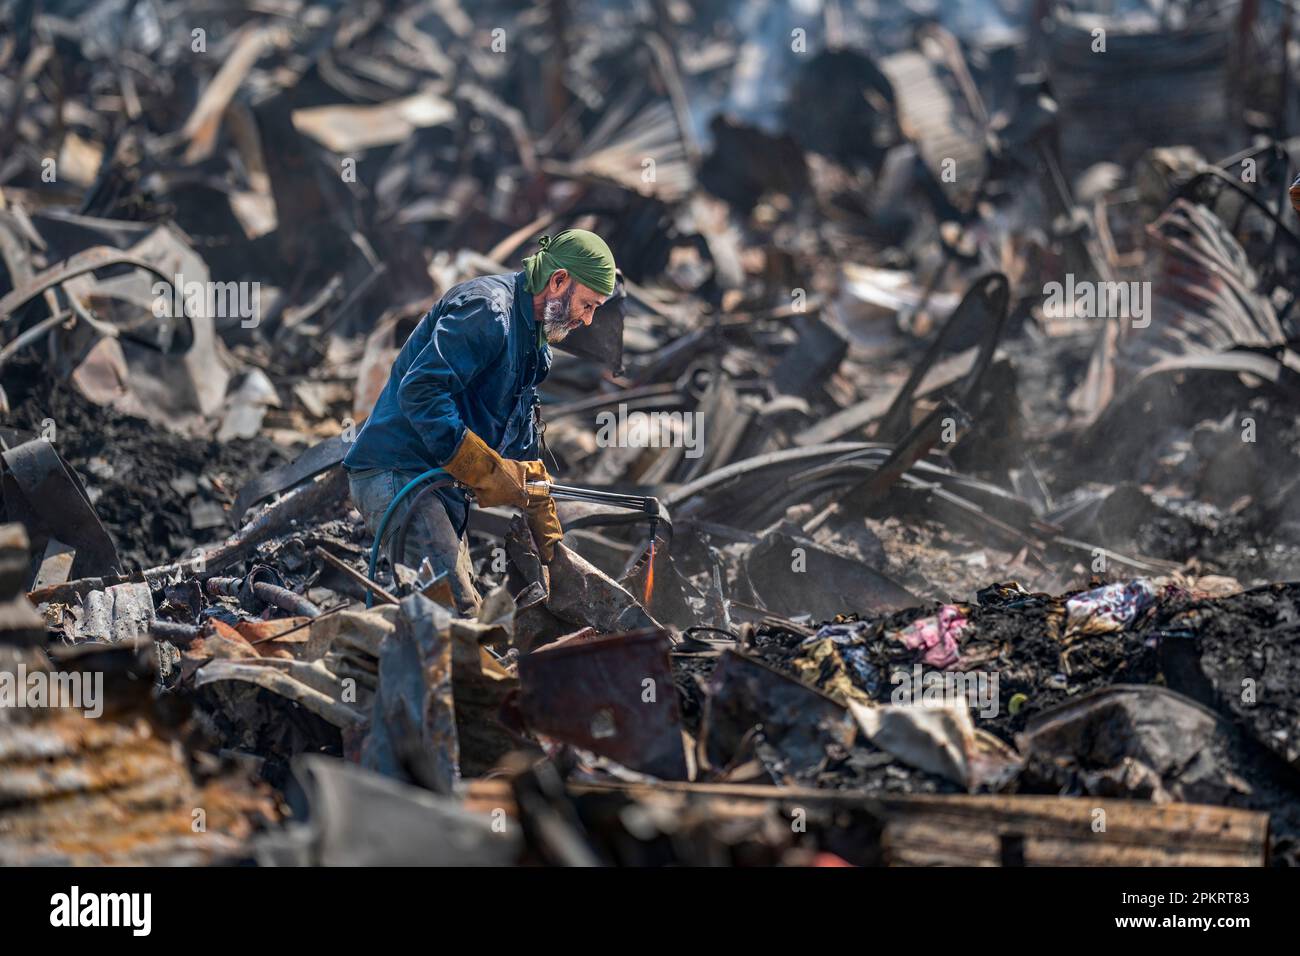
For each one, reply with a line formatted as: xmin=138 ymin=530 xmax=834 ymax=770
xmin=443 ymin=429 xmax=532 ymax=508
xmin=525 ymin=498 xmax=562 ymax=562
xmin=522 ymin=460 xmax=563 ymax=561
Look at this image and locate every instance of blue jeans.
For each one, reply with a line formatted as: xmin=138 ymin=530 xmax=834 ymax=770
xmin=347 ymin=467 xmax=481 ymax=614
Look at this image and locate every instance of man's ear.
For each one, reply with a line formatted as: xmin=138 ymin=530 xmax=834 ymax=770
xmin=551 ymin=268 xmax=570 ymax=292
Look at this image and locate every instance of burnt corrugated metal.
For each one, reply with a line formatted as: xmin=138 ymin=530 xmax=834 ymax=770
xmin=1048 ymin=9 xmax=1235 ymax=180
xmin=881 ymin=48 xmax=986 ymax=209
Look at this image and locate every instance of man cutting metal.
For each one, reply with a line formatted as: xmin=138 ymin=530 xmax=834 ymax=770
xmin=343 ymin=229 xmax=616 ymax=614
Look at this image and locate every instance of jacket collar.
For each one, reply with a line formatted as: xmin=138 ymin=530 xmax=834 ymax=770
xmin=515 ymin=270 xmax=548 ymax=354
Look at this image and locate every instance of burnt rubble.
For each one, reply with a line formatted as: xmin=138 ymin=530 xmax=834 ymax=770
xmin=2 ymin=0 xmax=1300 ymax=868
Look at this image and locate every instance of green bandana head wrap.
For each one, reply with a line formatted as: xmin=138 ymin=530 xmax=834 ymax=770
xmin=522 ymin=229 xmax=616 ymax=297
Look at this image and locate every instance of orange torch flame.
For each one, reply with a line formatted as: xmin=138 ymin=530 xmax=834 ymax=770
xmin=643 ymin=539 xmax=656 ymax=606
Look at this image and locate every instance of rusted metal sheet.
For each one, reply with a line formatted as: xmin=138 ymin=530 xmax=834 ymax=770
xmin=0 ymin=643 xmax=276 ymax=865
xmin=518 ymin=627 xmax=688 ymax=780
xmin=0 ymin=706 xmax=274 ymax=865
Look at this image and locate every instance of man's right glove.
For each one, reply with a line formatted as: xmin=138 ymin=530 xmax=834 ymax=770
xmin=444 ymin=429 xmax=534 ymax=508
xmin=522 ymin=459 xmax=563 ymax=562
xmin=525 ymin=496 xmax=563 ymax=562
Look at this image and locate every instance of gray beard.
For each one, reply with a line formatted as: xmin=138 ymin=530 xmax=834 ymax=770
xmin=542 ymin=288 xmax=577 ymax=343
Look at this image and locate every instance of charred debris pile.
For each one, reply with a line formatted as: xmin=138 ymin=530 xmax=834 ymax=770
xmin=1 ymin=0 xmax=1300 ymax=866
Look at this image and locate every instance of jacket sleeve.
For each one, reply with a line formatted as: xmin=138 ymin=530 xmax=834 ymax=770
xmin=397 ymin=295 xmax=508 ymax=465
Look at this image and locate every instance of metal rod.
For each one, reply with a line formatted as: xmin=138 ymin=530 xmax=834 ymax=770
xmin=530 ymin=481 xmax=659 ymax=514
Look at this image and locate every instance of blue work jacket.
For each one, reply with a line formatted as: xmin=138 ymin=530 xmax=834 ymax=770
xmin=343 ymin=271 xmax=551 ymax=531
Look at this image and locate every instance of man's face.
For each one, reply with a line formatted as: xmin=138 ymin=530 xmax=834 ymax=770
xmin=542 ymin=270 xmax=607 ymax=343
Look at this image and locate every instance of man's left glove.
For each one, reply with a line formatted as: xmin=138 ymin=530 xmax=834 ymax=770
xmin=523 ymin=460 xmax=563 ymax=562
